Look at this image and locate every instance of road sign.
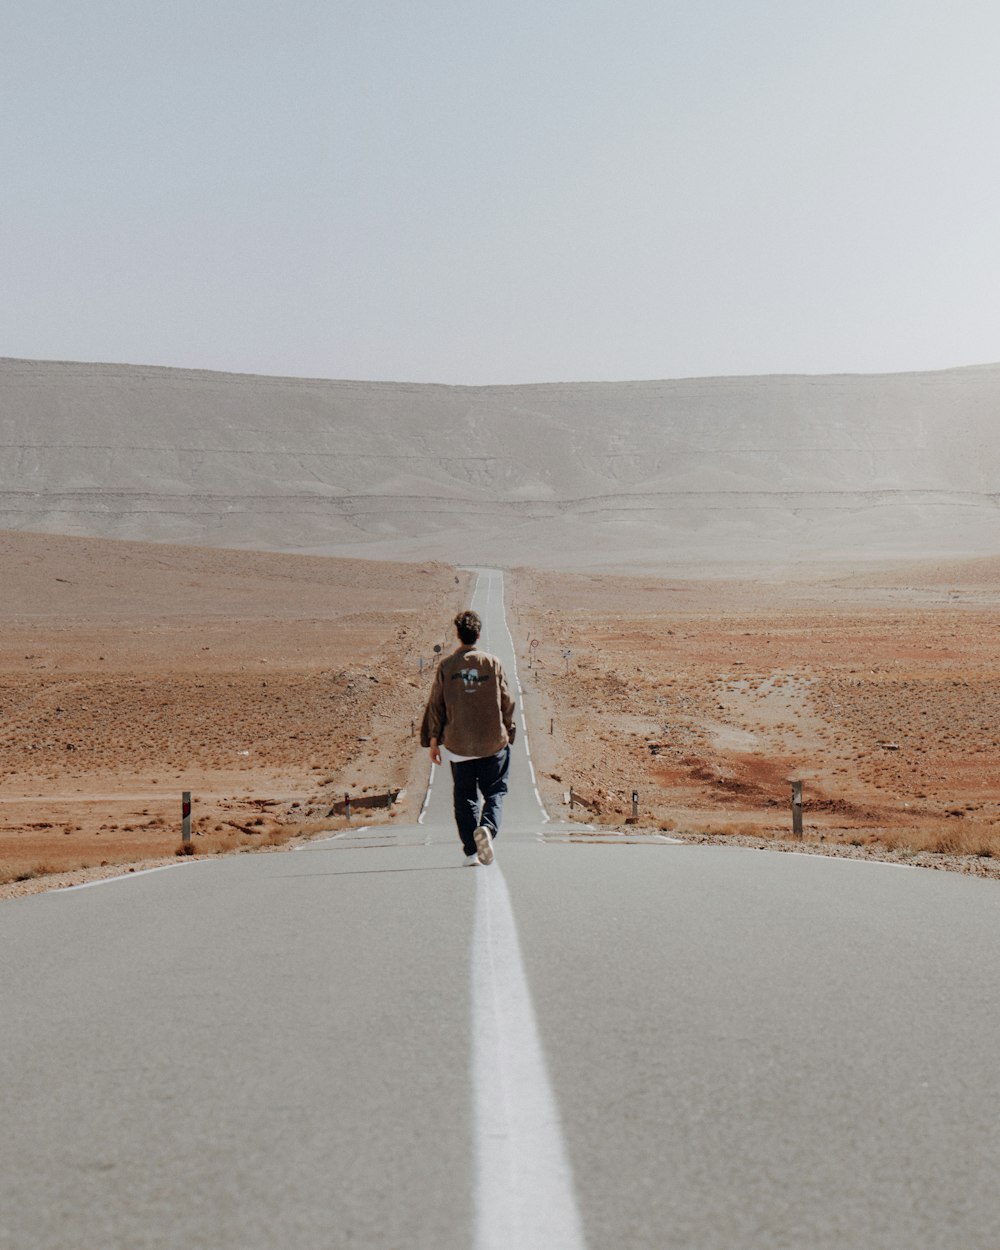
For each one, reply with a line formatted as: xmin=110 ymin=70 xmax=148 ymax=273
xmin=530 ymin=639 xmax=539 ymax=649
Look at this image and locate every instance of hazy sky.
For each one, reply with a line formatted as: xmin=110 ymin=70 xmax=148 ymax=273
xmin=3 ymin=0 xmax=999 ymax=384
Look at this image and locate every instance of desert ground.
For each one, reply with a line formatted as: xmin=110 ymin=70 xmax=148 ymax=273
xmin=0 ymin=531 xmax=471 ymax=894
xmin=5 ymin=529 xmax=1000 ymax=896
xmin=511 ymin=557 xmax=1000 ymax=875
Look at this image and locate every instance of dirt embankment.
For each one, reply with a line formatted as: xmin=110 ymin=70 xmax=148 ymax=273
xmin=510 ymin=560 xmax=1000 ymax=877
xmin=1 ymin=531 xmax=471 ymax=895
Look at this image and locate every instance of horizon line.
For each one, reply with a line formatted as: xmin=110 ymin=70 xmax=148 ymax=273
xmin=3 ymin=354 xmax=1000 ymax=390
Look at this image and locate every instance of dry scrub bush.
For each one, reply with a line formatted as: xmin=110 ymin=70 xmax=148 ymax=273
xmin=874 ymin=823 xmax=999 ymax=858
xmin=9 ymin=863 xmax=64 ymax=883
xmin=691 ymin=821 xmax=787 ymax=840
xmin=919 ymin=824 xmax=997 ymax=858
xmin=173 ymin=825 xmax=299 ymax=858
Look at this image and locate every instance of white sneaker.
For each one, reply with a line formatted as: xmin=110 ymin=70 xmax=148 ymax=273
xmin=464 ymin=852 xmax=480 ymax=866
xmin=473 ymin=826 xmax=494 ymax=865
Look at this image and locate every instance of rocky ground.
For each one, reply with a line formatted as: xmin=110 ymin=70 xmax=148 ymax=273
xmin=510 ymin=556 xmax=1000 ymax=877
xmin=0 ymin=531 xmax=471 ymax=894
xmin=6 ymin=534 xmax=1000 ymax=897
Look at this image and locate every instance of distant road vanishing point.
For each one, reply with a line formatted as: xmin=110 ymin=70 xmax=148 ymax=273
xmin=2 ymin=570 xmax=1000 ymax=1248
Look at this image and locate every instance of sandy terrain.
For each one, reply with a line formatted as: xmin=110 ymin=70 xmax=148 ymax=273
xmin=6 ymin=526 xmax=1000 ymax=896
xmin=511 ymin=557 xmax=1000 ymax=873
xmin=0 ymin=531 xmax=470 ymax=893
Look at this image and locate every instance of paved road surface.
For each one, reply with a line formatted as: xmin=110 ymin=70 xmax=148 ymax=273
xmin=3 ymin=570 xmax=1000 ymax=1249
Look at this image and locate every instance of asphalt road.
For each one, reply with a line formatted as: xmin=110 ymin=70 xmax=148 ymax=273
xmin=2 ymin=570 xmax=1000 ymax=1249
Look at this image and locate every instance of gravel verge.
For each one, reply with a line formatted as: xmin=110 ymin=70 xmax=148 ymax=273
xmin=672 ymin=830 xmax=1000 ymax=879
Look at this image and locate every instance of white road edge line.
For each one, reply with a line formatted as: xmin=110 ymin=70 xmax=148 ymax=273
xmin=473 ymin=866 xmax=587 ymax=1250
xmin=781 ymin=850 xmax=916 ymax=869
xmin=55 ymin=862 xmax=196 ymax=892
xmin=293 ymin=826 xmax=368 ymax=849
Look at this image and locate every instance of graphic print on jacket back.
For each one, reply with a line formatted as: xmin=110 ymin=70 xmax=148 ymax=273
xmin=454 ymin=667 xmax=489 ymax=693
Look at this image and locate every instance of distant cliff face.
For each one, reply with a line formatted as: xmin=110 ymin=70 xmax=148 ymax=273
xmin=2 ymin=357 xmax=999 ymax=568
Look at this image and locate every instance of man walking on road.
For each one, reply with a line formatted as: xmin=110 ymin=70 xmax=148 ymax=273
xmin=421 ymin=610 xmax=516 ymax=865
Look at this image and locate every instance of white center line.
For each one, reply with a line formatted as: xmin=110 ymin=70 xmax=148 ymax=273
xmin=472 ymin=865 xmax=587 ymax=1250
xmin=467 ymin=569 xmax=584 ymax=1244
xmin=491 ymin=568 xmax=550 ymax=822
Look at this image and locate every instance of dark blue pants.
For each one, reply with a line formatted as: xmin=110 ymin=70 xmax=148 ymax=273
xmin=450 ymin=747 xmax=511 ymax=856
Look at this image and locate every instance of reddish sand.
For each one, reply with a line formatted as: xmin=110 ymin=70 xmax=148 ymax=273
xmin=0 ymin=532 xmax=470 ymax=890
xmin=7 ymin=531 xmax=1000 ymax=894
xmin=511 ymin=559 xmax=1000 ymax=861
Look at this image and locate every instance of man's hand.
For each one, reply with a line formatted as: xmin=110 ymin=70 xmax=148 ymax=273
xmin=429 ymin=738 xmax=442 ymax=766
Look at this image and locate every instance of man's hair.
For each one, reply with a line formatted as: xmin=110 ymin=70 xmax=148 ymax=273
xmin=454 ymin=609 xmax=481 ymax=645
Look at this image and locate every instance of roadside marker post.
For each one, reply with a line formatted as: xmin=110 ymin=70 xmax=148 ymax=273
xmin=182 ymin=792 xmax=192 ymax=844
xmin=345 ymin=792 xmax=352 ymax=823
xmin=791 ymin=780 xmax=803 ymax=837
xmin=632 ymin=790 xmax=639 ymax=821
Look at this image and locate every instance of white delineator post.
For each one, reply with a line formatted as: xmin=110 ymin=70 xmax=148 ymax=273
xmin=182 ymin=792 xmax=192 ymax=844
